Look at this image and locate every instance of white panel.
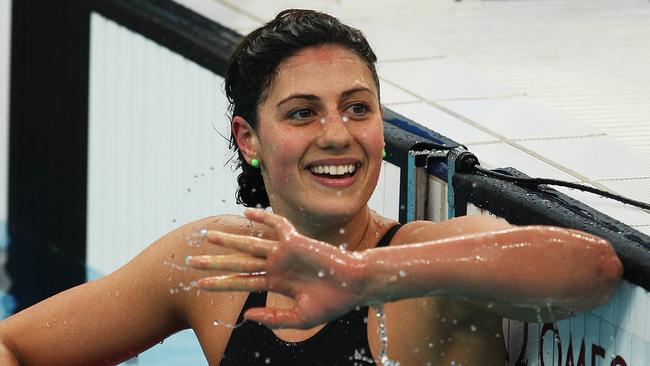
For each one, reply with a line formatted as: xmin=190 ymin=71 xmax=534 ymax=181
xmin=88 ymin=14 xmax=242 ymax=277
xmin=377 ymin=57 xmax=517 ymax=101
xmin=438 ymin=96 xmax=598 ymax=141
xmin=519 ymin=136 xmax=650 ymax=181
xmin=369 ymin=161 xmax=400 ymax=222
xmin=0 ymin=0 xmax=11 ymax=244
xmin=598 ymin=178 xmax=650 ymax=208
xmin=379 ymin=79 xmax=419 ymax=105
xmin=512 ymin=280 xmax=649 ymax=365
xmin=553 ymin=186 xmax=650 ymax=228
xmin=467 ymin=143 xmax=579 ymax=182
xmin=425 ymin=175 xmax=447 ymax=222
xmin=172 ymin=0 xmax=260 ymax=32
xmin=390 ymin=102 xmax=497 ymax=145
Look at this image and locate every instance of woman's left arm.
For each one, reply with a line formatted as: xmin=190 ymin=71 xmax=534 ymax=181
xmin=191 ymin=210 xmax=623 ymax=328
xmin=361 ymin=215 xmax=623 ymax=322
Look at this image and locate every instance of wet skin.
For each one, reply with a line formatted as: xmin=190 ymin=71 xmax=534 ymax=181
xmin=0 ymin=44 xmax=622 ymax=366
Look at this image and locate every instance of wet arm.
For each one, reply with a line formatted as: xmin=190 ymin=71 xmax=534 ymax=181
xmin=360 ymin=217 xmax=623 ymax=322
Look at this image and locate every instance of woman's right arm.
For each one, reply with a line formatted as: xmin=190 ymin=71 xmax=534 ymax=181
xmin=0 ymin=215 xmax=237 ymax=365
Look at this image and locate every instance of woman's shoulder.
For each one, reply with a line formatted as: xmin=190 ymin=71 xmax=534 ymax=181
xmin=391 ymin=215 xmax=512 ymax=245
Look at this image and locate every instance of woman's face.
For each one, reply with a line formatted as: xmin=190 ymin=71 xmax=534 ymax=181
xmin=255 ymin=44 xmax=383 ymax=222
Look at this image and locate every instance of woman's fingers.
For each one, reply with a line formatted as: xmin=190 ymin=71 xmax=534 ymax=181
xmin=197 ymin=273 xmax=269 ymax=292
xmin=187 ymin=254 xmax=267 ymax=273
xmin=206 ymin=231 xmax=276 ymax=258
xmin=245 ymin=209 xmax=295 ymax=238
xmin=244 ymin=307 xmax=310 ymax=329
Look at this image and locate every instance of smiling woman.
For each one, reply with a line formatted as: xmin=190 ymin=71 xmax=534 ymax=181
xmin=0 ymin=9 xmax=622 ymax=366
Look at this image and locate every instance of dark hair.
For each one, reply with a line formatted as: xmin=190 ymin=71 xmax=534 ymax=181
xmin=225 ymin=9 xmax=380 ymax=208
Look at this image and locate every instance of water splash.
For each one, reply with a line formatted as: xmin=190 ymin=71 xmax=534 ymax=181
xmin=213 ymin=318 xmax=247 ymax=329
xmin=374 ymin=305 xmax=400 ymax=366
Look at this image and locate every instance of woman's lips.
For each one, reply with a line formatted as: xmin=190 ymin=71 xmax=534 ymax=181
xmin=307 ymin=166 xmax=360 ymax=188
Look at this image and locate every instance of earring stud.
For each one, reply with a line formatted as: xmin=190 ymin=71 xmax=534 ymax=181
xmin=251 ymin=158 xmax=260 ymax=168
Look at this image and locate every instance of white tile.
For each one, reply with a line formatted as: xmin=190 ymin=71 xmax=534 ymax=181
xmin=613 ymin=280 xmax=633 ymax=335
xmin=437 ymin=96 xmax=598 ymax=140
xmin=613 ymin=328 xmax=631 ymax=365
xmin=553 ymin=186 xmax=650 ymax=227
xmin=598 ymin=179 xmax=650 ymax=208
xmin=519 ymin=136 xmax=650 ymax=180
xmin=390 ymin=102 xmax=497 ymax=144
xmin=595 ymin=291 xmax=616 ymax=325
xmin=172 ymin=0 xmax=261 ymax=31
xmin=466 ymin=142 xmax=579 ymax=182
xmin=630 ymin=335 xmax=648 ymax=366
xmin=635 ymin=226 xmax=650 ymax=237
xmin=365 ymin=27 xmax=444 ymax=62
xmin=379 ymin=79 xmax=420 ymax=105
xmin=598 ymin=321 xmax=617 ymax=363
xmin=569 ymin=313 xmax=585 ymax=361
xmin=377 ymin=57 xmax=517 ymax=101
xmin=584 ymin=313 xmax=601 ymax=366
xmin=629 ymin=284 xmax=648 ymax=340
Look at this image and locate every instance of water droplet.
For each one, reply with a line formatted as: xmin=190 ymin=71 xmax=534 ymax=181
xmin=264 ymin=357 xmax=271 ymax=364
xmin=470 ymin=325 xmax=477 ymax=332
xmin=427 ymin=342 xmax=434 ymax=348
xmin=317 ymin=270 xmax=325 ymax=278
xmin=341 ymin=282 xmax=347 ymax=287
xmin=329 ymin=268 xmax=336 ymax=275
xmin=320 ymin=117 xmax=326 ymax=124
xmin=254 ymin=352 xmax=260 ymax=358
xmin=398 ymin=270 xmax=407 ymax=278
xmin=342 ymin=114 xmax=349 ymax=123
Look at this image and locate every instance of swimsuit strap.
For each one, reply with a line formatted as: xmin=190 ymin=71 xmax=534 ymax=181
xmin=376 ymin=223 xmax=402 ymax=248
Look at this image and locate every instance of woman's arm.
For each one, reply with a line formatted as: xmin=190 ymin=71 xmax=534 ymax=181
xmin=361 ymin=215 xmax=623 ymax=322
xmin=0 ymin=216 xmax=233 ymax=365
xmin=193 ymin=210 xmax=622 ymax=328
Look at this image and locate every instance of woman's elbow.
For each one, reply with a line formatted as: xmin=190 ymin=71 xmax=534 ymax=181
xmin=594 ymin=242 xmax=623 ymax=305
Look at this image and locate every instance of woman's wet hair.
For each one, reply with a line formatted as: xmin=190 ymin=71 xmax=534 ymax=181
xmin=225 ymin=9 xmax=379 ymax=208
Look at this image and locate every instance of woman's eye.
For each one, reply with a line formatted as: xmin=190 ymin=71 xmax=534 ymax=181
xmin=346 ymin=103 xmax=369 ymax=116
xmin=289 ymin=108 xmax=315 ymax=120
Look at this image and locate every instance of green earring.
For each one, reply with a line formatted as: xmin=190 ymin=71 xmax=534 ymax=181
xmin=251 ymin=158 xmax=260 ymax=168
xmin=382 ymin=149 xmax=387 ymax=159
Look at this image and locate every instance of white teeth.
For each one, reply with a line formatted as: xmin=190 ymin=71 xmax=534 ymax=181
xmin=310 ymin=164 xmax=357 ymax=176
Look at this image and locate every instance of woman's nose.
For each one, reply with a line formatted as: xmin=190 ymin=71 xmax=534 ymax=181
xmin=317 ymin=114 xmax=353 ymax=150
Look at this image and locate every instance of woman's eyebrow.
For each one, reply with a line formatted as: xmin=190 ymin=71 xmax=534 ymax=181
xmin=276 ymin=94 xmax=319 ymax=107
xmin=341 ymin=86 xmax=374 ymax=98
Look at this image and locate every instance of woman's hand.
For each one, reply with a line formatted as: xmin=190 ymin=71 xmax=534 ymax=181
xmin=187 ymin=209 xmax=369 ymax=329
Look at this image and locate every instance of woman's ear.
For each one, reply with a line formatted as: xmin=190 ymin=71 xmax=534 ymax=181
xmin=232 ymin=116 xmax=259 ymax=163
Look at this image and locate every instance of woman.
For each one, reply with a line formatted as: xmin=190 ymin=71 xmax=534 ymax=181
xmin=0 ymin=9 xmax=622 ymax=366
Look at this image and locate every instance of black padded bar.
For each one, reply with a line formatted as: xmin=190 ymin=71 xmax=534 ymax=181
xmin=91 ymin=0 xmax=242 ymax=76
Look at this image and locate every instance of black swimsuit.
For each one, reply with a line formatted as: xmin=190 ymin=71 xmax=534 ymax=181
xmin=220 ymin=224 xmax=402 ymax=366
